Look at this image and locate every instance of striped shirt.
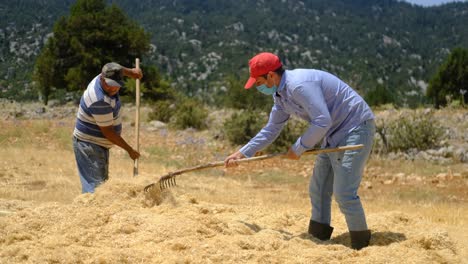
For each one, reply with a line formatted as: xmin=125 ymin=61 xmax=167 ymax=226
xmin=73 ymin=75 xmax=122 ymax=148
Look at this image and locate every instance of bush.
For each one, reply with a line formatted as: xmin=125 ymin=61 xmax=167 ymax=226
xmin=376 ymin=110 xmax=444 ymax=153
xmin=266 ymin=118 xmax=309 ymax=153
xmin=365 ymin=84 xmax=395 ymax=107
xmin=224 ymin=110 xmax=309 ymax=153
xmin=171 ymin=98 xmax=208 ymax=130
xmin=147 ymin=100 xmax=174 ymax=123
xmin=223 ymin=110 xmax=265 ymax=146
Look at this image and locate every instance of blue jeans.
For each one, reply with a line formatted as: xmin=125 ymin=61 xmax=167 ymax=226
xmin=309 ymin=119 xmax=375 ymax=231
xmin=73 ymin=137 xmax=109 ymax=193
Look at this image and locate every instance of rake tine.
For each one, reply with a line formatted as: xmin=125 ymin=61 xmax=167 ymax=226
xmin=143 ymin=183 xmax=153 ymax=192
xmin=153 ymin=175 xmax=175 ymax=190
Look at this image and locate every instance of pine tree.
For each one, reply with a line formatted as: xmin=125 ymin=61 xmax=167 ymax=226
xmin=33 ymin=0 xmax=150 ymax=104
xmin=427 ymin=47 xmax=468 ymax=108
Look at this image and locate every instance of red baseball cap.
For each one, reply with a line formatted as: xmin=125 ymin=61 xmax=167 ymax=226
xmin=244 ymin=52 xmax=282 ymax=89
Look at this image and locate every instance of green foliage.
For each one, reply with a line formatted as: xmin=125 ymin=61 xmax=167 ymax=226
xmin=117 ymin=0 xmax=468 ymax=107
xmin=376 ymin=110 xmax=444 ymax=152
xmin=2 ymin=0 xmax=468 ymax=106
xmin=171 ymin=98 xmax=208 ymax=130
xmin=147 ymin=100 xmax=174 ymax=123
xmin=223 ymin=110 xmax=266 ymax=146
xmin=266 ymin=118 xmax=309 ymax=153
xmin=224 ymin=110 xmax=309 ymax=153
xmin=32 ymin=0 xmax=150 ymax=104
xmin=33 ymin=45 xmax=55 ymax=105
xmin=121 ymin=64 xmax=174 ymax=102
xmin=427 ymin=47 xmax=468 ymax=108
xmin=365 ymin=84 xmax=396 ymax=107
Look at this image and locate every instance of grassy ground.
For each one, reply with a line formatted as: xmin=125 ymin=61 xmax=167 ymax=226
xmin=0 ymin=105 xmax=467 ymax=262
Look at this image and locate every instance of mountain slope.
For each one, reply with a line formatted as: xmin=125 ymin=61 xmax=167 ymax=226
xmin=0 ymin=0 xmax=467 ymax=105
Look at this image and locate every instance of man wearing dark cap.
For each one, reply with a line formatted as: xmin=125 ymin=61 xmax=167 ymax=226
xmin=224 ymin=52 xmax=375 ymax=250
xmin=73 ymin=62 xmax=142 ymax=193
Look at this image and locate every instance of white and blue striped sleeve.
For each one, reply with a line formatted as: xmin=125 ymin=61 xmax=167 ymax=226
xmin=239 ymin=104 xmax=290 ymax=158
xmin=88 ymin=101 xmax=114 ymax=127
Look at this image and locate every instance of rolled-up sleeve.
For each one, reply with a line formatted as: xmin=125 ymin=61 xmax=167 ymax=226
xmin=239 ymin=104 xmax=290 ymax=157
xmin=291 ymin=82 xmax=331 ymax=155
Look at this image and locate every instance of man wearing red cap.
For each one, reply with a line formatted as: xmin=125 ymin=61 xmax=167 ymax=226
xmin=224 ymin=52 xmax=375 ymax=250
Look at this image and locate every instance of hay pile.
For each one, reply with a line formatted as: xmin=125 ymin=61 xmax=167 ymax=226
xmin=0 ymin=179 xmax=462 ymax=263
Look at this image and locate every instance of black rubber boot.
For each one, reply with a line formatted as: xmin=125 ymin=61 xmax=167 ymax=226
xmin=350 ymin=230 xmax=371 ymax=250
xmin=308 ymin=220 xmax=334 ymax=240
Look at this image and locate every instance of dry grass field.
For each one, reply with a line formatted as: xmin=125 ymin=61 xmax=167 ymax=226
xmin=0 ymin=102 xmax=467 ymax=263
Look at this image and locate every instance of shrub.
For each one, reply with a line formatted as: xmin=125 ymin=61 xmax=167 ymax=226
xmin=376 ymin=110 xmax=444 ymax=153
xmin=224 ymin=110 xmax=309 ymax=153
xmin=266 ymin=118 xmax=309 ymax=153
xmin=147 ymin=100 xmax=174 ymax=123
xmin=223 ymin=110 xmax=265 ymax=146
xmin=171 ymin=98 xmax=208 ymax=130
xmin=365 ymin=84 xmax=396 ymax=107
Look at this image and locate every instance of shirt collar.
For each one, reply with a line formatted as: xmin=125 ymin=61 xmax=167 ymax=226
xmin=277 ymin=70 xmax=288 ymax=95
xmin=96 ymin=75 xmax=105 ymax=93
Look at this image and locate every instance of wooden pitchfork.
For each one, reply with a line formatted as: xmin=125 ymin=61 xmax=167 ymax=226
xmin=143 ymin=144 xmax=364 ymax=192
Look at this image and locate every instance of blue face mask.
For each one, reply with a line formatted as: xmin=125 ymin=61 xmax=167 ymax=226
xmin=256 ymin=84 xmax=277 ymax=95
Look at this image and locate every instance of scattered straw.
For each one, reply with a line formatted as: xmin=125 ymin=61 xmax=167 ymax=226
xmin=0 ymin=180 xmax=463 ymax=263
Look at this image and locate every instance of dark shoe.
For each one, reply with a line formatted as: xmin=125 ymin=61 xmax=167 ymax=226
xmin=350 ymin=230 xmax=371 ymax=250
xmin=308 ymin=220 xmax=334 ymax=240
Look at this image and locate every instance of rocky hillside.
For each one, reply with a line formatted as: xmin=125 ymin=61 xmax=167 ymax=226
xmin=1 ymin=0 xmax=468 ymax=105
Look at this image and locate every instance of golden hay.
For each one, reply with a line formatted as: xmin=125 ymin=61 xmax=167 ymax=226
xmin=0 ymin=180 xmax=463 ymax=263
xmin=0 ymin=108 xmax=467 ymax=263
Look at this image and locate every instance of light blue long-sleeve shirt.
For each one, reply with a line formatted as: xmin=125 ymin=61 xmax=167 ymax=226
xmin=239 ymin=69 xmax=374 ymax=157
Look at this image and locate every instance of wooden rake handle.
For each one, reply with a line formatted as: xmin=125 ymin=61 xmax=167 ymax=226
xmin=144 ymin=144 xmax=364 ymax=191
xmin=170 ymin=144 xmax=363 ymax=175
xmin=134 ymin=58 xmax=141 ymax=177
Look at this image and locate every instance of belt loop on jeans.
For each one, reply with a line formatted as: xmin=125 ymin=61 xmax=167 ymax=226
xmin=73 ymin=136 xmax=83 ymax=143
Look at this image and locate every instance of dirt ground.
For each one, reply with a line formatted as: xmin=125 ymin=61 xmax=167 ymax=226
xmin=0 ymin=105 xmax=467 ymax=263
